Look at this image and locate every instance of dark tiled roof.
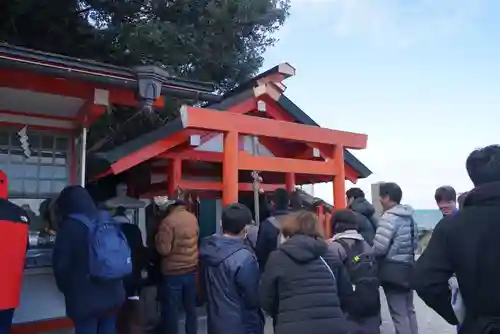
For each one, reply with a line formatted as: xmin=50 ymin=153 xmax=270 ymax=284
xmin=87 ymin=118 xmax=185 ymax=178
xmin=0 ymin=43 xmax=219 ymax=98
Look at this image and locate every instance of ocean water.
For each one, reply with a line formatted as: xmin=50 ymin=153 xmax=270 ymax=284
xmin=414 ymin=209 xmax=442 ymax=229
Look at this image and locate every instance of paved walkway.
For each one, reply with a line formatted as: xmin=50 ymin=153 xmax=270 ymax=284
xmin=379 ymin=290 xmax=454 ymax=334
xmin=229 ymin=289 xmax=454 ymax=334
xmin=45 ymin=289 xmax=455 ymax=334
xmin=262 ymin=288 xmax=455 ymax=334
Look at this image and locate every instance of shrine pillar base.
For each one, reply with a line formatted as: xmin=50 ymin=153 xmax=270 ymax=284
xmin=223 ymin=131 xmax=239 ymax=206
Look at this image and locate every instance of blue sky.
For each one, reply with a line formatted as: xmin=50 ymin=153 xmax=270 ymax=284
xmin=261 ymin=0 xmax=500 ymax=208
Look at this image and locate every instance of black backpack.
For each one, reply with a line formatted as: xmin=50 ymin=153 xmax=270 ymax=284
xmin=337 ymin=239 xmax=381 ymax=318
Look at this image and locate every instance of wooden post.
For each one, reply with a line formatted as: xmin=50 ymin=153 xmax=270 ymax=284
xmin=285 ymin=172 xmax=295 ymax=193
xmin=333 ymin=144 xmax=346 ymax=209
xmin=168 ymin=158 xmax=182 ymax=197
xmin=223 ymin=131 xmax=239 ymax=206
xmin=251 ymin=171 xmax=262 ymax=225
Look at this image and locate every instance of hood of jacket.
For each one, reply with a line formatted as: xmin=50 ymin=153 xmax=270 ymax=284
xmin=464 ymin=181 xmax=500 ymax=207
xmin=57 ymin=185 xmax=98 ymax=220
xmin=200 ymin=235 xmax=249 ymax=267
xmin=330 ymin=229 xmax=365 ymax=242
xmin=349 ymin=197 xmax=376 ymax=218
xmin=280 ymin=234 xmax=327 ymax=264
xmin=385 ymin=204 xmax=414 ymax=218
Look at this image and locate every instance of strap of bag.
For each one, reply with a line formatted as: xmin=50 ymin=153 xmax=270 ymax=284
xmin=319 ymin=256 xmax=336 ymax=282
xmin=337 ymin=238 xmax=363 ymax=262
xmin=337 ymin=239 xmax=351 ymax=263
xmin=410 ymin=216 xmax=415 ymax=262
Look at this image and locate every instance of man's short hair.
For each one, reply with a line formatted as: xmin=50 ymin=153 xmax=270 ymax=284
xmin=272 ymin=188 xmax=290 ymax=210
xmin=466 ymin=145 xmax=500 ymax=186
xmin=434 ymin=186 xmax=457 ymax=203
xmin=379 ymin=182 xmax=403 ymax=204
xmin=221 ymin=203 xmax=253 ymax=235
xmin=346 ymin=188 xmax=365 ymax=200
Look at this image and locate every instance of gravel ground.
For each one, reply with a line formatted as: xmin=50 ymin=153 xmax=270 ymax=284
xmin=44 ymin=289 xmax=455 ymax=334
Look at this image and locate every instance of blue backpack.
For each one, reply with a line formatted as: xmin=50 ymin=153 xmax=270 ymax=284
xmin=71 ymin=210 xmax=132 ymax=280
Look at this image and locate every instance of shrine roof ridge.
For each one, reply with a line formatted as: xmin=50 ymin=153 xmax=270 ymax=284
xmin=209 ymin=65 xmax=372 ymax=179
xmin=222 ymin=63 xmax=296 ymax=99
xmin=0 ymin=42 xmax=219 ymax=100
xmin=88 ymin=64 xmax=372 ymax=179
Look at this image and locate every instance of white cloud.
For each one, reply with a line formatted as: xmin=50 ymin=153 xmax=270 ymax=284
xmin=294 ymin=0 xmax=488 ymax=47
xmin=292 ymin=0 xmax=335 ymax=3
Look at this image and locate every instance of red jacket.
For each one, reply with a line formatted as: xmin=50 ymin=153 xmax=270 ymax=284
xmin=0 ymin=198 xmax=29 ymax=309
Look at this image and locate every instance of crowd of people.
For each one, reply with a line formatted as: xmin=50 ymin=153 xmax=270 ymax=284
xmin=45 ymin=180 xmax=408 ymax=334
xmin=1 ymin=144 xmax=499 ymax=334
xmin=143 ymin=182 xmax=418 ymax=334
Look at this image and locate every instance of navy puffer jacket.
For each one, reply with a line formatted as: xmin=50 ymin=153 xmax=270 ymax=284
xmin=200 ymin=235 xmax=264 ymax=334
xmin=52 ymin=186 xmax=125 ymax=320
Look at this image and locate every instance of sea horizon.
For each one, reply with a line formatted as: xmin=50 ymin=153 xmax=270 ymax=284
xmin=414 ymin=209 xmax=442 ymax=229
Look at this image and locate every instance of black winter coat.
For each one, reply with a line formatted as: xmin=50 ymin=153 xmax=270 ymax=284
xmin=260 ymin=234 xmax=352 ymax=334
xmin=413 ymin=182 xmax=500 ymax=334
xmin=349 ymin=198 xmax=378 ymax=245
xmin=200 ymin=235 xmax=264 ymax=334
xmin=255 ymin=210 xmax=289 ymax=271
xmin=119 ymin=222 xmax=147 ymax=297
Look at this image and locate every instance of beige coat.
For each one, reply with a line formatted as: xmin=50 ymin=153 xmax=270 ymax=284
xmin=155 ymin=206 xmax=199 ymax=275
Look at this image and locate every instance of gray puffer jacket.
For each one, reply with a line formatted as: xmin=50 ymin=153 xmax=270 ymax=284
xmin=372 ymin=204 xmax=418 ymax=263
